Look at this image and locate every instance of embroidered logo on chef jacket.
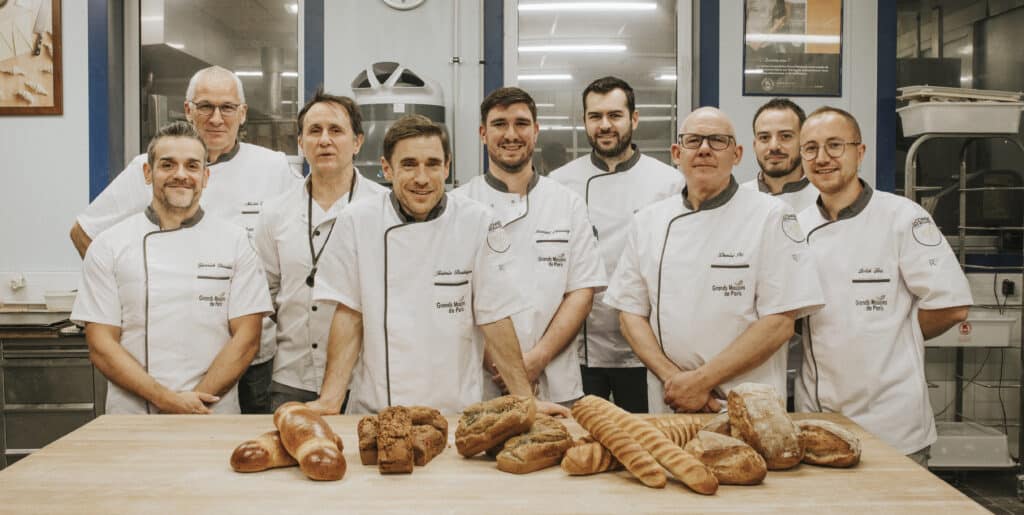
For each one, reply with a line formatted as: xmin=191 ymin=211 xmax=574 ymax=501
xmin=434 ymin=269 xmax=472 ymax=316
xmin=241 ymin=200 xmax=262 ymax=215
xmin=196 ymin=262 xmax=232 ymax=307
xmin=912 ymin=217 xmax=943 ymax=246
xmin=781 ymin=214 xmax=805 ymax=243
xmin=487 ymin=221 xmax=512 ymax=253
xmin=855 ymin=294 xmax=888 ymax=312
xmin=535 ymin=228 xmax=570 ymax=268
xmin=712 ymin=279 xmax=747 ymax=297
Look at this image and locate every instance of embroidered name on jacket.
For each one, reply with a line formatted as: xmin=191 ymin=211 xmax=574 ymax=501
xmin=712 ymin=279 xmax=747 ymax=297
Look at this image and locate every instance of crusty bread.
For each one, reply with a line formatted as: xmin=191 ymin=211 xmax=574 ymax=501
xmin=561 ymin=440 xmax=622 ymax=475
xmin=496 ymin=415 xmax=573 ymax=474
xmin=455 ymin=395 xmax=536 ymax=457
xmin=796 ymin=419 xmax=861 ymax=468
xmin=727 ymin=383 xmax=803 ymax=470
xmin=684 ymin=431 xmax=767 ymax=485
xmin=273 ymin=402 xmax=346 ymax=481
xmin=577 ymin=396 xmax=717 ymax=495
xmin=357 ymin=416 xmax=379 ymax=465
xmin=645 ymin=416 xmax=704 ymax=447
xmin=702 ymin=412 xmax=731 ymax=435
xmin=230 ymin=430 xmax=298 ymax=473
xmin=408 ymin=406 xmax=448 ymax=436
xmin=571 ymin=397 xmax=666 ymax=488
xmin=377 ymin=406 xmax=414 ymax=474
xmin=411 ymin=425 xmax=446 ymax=467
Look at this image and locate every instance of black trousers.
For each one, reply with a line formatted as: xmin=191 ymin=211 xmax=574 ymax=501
xmin=580 ymin=365 xmax=648 ymax=413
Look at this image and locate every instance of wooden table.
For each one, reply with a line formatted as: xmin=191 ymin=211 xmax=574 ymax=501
xmin=0 ymin=413 xmax=988 ymax=514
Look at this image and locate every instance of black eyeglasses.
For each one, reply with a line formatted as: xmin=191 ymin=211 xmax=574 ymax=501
xmin=189 ymin=101 xmax=241 ymax=117
xmin=800 ymin=140 xmax=861 ymax=161
xmin=677 ymin=133 xmax=735 ymax=151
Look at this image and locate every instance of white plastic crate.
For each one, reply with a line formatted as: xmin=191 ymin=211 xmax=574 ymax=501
xmin=926 ymin=309 xmax=1016 ymax=348
xmin=928 ymin=421 xmax=1015 ymax=469
xmin=897 ymin=101 xmax=1023 ymax=136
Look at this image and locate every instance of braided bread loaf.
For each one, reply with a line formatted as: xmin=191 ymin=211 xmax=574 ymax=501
xmin=230 ymin=430 xmax=298 ymax=472
xmin=273 ymin=402 xmax=346 ymax=481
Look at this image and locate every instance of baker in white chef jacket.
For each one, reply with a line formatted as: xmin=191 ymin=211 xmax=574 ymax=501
xmin=254 ymin=89 xmax=387 ymax=410
xmin=740 ymin=98 xmax=819 ymax=211
xmin=71 ymin=122 xmax=272 ymax=415
xmin=549 ymin=77 xmax=682 ymax=413
xmin=306 ymin=114 xmax=570 ymax=417
xmin=70 ymin=65 xmax=301 ymax=414
xmin=453 ymin=87 xmax=606 ymax=408
xmin=604 ymin=107 xmax=824 ymax=414
xmin=794 ymin=106 xmax=972 ymax=466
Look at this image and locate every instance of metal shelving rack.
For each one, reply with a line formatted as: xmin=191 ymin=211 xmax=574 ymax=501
xmin=904 ymin=131 xmax=1024 ymax=479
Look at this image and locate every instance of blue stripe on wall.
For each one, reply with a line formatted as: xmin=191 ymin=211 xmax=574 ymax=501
xmin=875 ymin=1 xmax=897 ymax=193
xmin=483 ymin=0 xmax=503 ymax=95
xmin=87 ymin=0 xmax=109 ymax=201
xmin=698 ymin=0 xmax=719 ymax=108
xmin=304 ymin=0 xmax=324 ymax=101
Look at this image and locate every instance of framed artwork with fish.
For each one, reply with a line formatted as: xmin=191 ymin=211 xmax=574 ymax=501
xmin=0 ymin=0 xmax=61 ymax=115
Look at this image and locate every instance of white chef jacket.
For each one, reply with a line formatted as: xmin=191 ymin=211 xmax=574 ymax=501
xmin=312 ymin=193 xmax=528 ymax=415
xmin=254 ymin=172 xmax=388 ymax=394
xmin=71 ymin=208 xmax=273 ymax=414
xmin=796 ymin=180 xmax=973 ymax=454
xmin=741 ymin=173 xmax=820 ymax=213
xmin=77 ymin=142 xmax=301 ymax=365
xmin=549 ymin=148 xmax=684 ymax=368
xmin=453 ymin=172 xmax=607 ymax=403
xmin=603 ymin=177 xmax=825 ymax=414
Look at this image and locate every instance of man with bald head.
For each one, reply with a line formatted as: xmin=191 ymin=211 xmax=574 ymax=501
xmin=603 ymin=107 xmax=824 ymax=413
xmin=71 ymin=65 xmax=301 ymax=413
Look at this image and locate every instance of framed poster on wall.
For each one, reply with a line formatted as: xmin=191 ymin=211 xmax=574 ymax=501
xmin=0 ymin=0 xmax=62 ymax=115
xmin=743 ymin=0 xmax=842 ymax=97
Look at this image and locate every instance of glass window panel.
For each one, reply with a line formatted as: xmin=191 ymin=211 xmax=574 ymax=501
xmin=138 ymin=0 xmax=300 ymax=155
xmin=516 ymin=0 xmax=678 ymax=174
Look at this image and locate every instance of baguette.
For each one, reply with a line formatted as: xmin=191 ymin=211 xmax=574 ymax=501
xmin=577 ymin=396 xmax=717 ymax=495
xmin=273 ymin=402 xmax=346 ymax=481
xmin=571 ymin=398 xmax=666 ymax=488
xmin=230 ymin=430 xmax=298 ymax=473
xmin=645 ymin=416 xmax=703 ymax=447
xmin=561 ymin=440 xmax=622 ymax=475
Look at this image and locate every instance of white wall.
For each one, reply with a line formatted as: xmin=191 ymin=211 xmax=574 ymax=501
xmin=323 ymin=0 xmax=483 ymax=187
xmin=0 ymin=1 xmax=90 ymax=303
xmin=718 ymin=1 xmax=878 ymax=186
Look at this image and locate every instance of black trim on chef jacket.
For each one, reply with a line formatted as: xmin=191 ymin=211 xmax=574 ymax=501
xmin=655 ymin=177 xmax=739 ymax=350
xmin=482 ymin=169 xmax=538 ymax=228
xmin=208 ymin=141 xmax=241 ymax=166
xmin=804 ymin=179 xmax=873 ymax=412
xmin=142 ymin=205 xmax=205 ymax=414
xmin=580 ymin=144 xmax=642 ymax=366
xmin=754 ymin=172 xmax=812 ymax=195
xmin=382 ymin=192 xmax=448 ymax=406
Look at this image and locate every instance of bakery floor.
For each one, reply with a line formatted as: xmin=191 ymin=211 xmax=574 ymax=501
xmin=935 ymin=469 xmax=1024 ymax=514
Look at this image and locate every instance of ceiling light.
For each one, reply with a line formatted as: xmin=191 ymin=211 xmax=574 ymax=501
xmin=744 ymin=34 xmax=840 ymax=44
xmin=537 ymin=115 xmax=569 ymax=120
xmin=518 ymin=73 xmax=573 ymax=81
xmin=536 ymin=103 xmax=556 ymax=108
xmin=636 ymin=104 xmax=674 ymax=109
xmin=641 ymin=116 xmax=673 ymax=122
xmin=656 ymin=74 xmax=677 ymax=81
xmin=519 ymin=44 xmax=626 ymax=53
xmin=281 ymin=71 xmax=299 ymax=78
xmin=166 ymin=42 xmax=184 ymax=50
xmin=540 ymin=125 xmax=581 ymax=131
xmin=519 ymin=2 xmax=657 ymax=12
xmin=234 ymin=71 xmax=263 ymax=77
xmin=744 ymin=69 xmax=765 ymax=75
xmin=286 ymin=3 xmax=299 ymax=14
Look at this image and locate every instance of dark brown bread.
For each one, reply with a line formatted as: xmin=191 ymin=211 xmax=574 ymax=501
xmin=377 ymin=406 xmax=414 ymax=474
xmin=455 ymin=395 xmax=536 ymax=457
xmin=571 ymin=397 xmax=666 ymax=488
xmin=797 ymin=419 xmax=861 ymax=467
xmin=727 ymin=383 xmax=803 ymax=470
xmin=411 ymin=425 xmax=446 ymax=466
xmin=496 ymin=415 xmax=573 ymax=474
xmin=273 ymin=402 xmax=346 ymax=481
xmin=230 ymin=430 xmax=298 ymax=473
xmin=408 ymin=406 xmax=448 ymax=436
xmin=684 ymin=431 xmax=767 ymax=485
xmin=357 ymin=416 xmax=379 ymax=465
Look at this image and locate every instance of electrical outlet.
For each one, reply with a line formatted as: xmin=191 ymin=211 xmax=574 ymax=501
xmin=1003 ymin=279 xmax=1016 ymax=297
xmin=7 ymin=274 xmax=26 ymax=292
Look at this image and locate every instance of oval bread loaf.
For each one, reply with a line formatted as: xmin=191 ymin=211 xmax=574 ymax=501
xmin=796 ymin=419 xmax=861 ymax=467
xmin=273 ymin=402 xmax=347 ymax=481
xmin=230 ymin=430 xmax=298 ymax=473
xmin=727 ymin=383 xmax=803 ymax=470
xmin=684 ymin=430 xmax=767 ymax=485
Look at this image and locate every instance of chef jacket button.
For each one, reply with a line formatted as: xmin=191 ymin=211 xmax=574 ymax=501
xmin=311 ymin=305 xmax=318 ymax=312
xmin=312 ymin=343 xmax=319 ymax=349
xmin=314 ymin=230 xmax=321 ymax=236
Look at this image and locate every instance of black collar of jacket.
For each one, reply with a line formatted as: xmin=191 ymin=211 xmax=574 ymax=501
xmin=756 ymin=172 xmax=812 ymax=195
xmin=389 ymin=191 xmax=448 ymax=223
xmin=209 ymin=141 xmax=241 ymax=166
xmin=483 ymin=169 xmax=539 ymax=194
xmin=816 ymin=178 xmax=873 ymax=221
xmin=589 ymin=143 xmax=642 ymax=172
xmin=145 ymin=205 xmax=205 ymax=228
xmin=682 ymin=175 xmax=739 ymax=211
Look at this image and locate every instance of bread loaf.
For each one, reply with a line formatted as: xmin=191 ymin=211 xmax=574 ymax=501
xmin=645 ymin=416 xmax=703 ymax=447
xmin=702 ymin=412 xmax=731 ymax=435
xmin=561 ymin=440 xmax=622 ymax=475
xmin=496 ymin=415 xmax=573 ymax=474
xmin=727 ymin=383 xmax=803 ymax=470
xmin=273 ymin=402 xmax=346 ymax=481
xmin=577 ymin=396 xmax=718 ymax=495
xmin=684 ymin=431 xmax=767 ymax=485
xmin=408 ymin=406 xmax=448 ymax=436
xmin=571 ymin=397 xmax=666 ymax=488
xmin=456 ymin=395 xmax=536 ymax=457
xmin=357 ymin=416 xmax=379 ymax=465
xmin=796 ymin=419 xmax=861 ymax=467
xmin=411 ymin=425 xmax=446 ymax=467
xmin=377 ymin=406 xmax=414 ymax=474
xmin=230 ymin=430 xmax=298 ymax=473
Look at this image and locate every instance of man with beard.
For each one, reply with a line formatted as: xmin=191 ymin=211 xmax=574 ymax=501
xmin=71 ymin=66 xmax=301 ymax=414
xmin=454 ymin=87 xmax=607 ymax=408
xmin=550 ymin=76 xmax=682 ymax=413
xmin=306 ymin=115 xmax=570 ymax=417
xmin=71 ymin=122 xmax=272 ymax=414
xmin=795 ymin=107 xmax=971 ymax=465
xmin=604 ymin=107 xmax=823 ymax=413
xmin=741 ymin=98 xmax=818 ymax=212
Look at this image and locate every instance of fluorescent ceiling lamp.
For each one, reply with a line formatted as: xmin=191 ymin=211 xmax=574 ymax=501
xmin=744 ymin=34 xmax=840 ymax=44
xmin=518 ymin=73 xmax=573 ymax=81
xmin=536 ymin=103 xmax=556 ymax=107
xmin=540 ymin=125 xmax=581 ymax=131
xmin=519 ymin=2 xmax=657 ymax=12
xmin=282 ymin=100 xmax=296 ymax=104
xmin=656 ymin=74 xmax=677 ymax=81
xmin=166 ymin=42 xmax=184 ymax=50
xmin=281 ymin=71 xmax=299 ymax=78
xmin=744 ymin=69 xmax=765 ymax=75
xmin=641 ymin=116 xmax=673 ymax=122
xmin=538 ymin=115 xmax=569 ymax=120
xmin=234 ymin=71 xmax=264 ymax=77
xmin=519 ymin=44 xmax=626 ymax=53
xmin=286 ymin=3 xmax=299 ymax=14
xmin=636 ymin=104 xmax=674 ymax=109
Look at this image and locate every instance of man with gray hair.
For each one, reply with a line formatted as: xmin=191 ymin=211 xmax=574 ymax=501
xmin=70 ymin=65 xmax=300 ymax=413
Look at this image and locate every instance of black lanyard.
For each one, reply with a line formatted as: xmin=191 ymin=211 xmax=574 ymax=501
xmin=305 ymin=172 xmax=356 ymax=287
